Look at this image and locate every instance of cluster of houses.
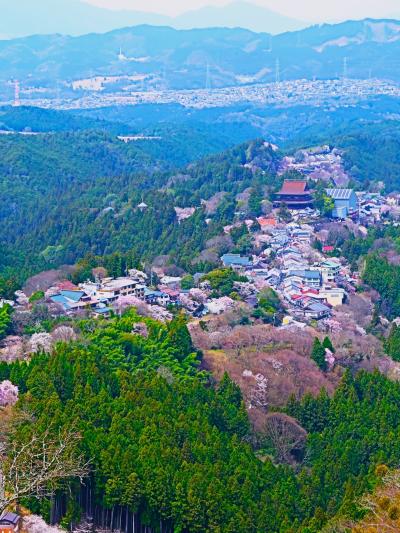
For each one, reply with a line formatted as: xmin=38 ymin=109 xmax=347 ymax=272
xmin=5 ymin=178 xmax=364 ymax=327
xmin=44 ymin=271 xmax=176 ymax=317
xmin=8 ymin=173 xmax=400 ymax=327
xmin=220 ymin=220 xmax=357 ymax=327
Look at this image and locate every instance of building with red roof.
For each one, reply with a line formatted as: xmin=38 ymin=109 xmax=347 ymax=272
xmin=322 ymin=245 xmax=335 ymax=253
xmin=274 ymin=180 xmax=314 ymax=209
xmin=56 ymin=280 xmax=79 ymax=291
xmin=256 ymin=217 xmax=277 ymax=232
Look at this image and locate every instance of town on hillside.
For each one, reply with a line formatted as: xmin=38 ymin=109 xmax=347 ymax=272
xmin=1 ymin=143 xmax=399 ymax=374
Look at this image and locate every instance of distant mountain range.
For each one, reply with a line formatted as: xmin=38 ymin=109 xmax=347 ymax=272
xmin=0 ymin=0 xmax=306 ymax=38
xmin=0 ymin=18 xmax=400 ymax=96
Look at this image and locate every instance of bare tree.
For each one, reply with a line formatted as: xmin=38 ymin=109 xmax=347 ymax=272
xmin=0 ymin=409 xmax=89 ymax=515
xmin=264 ymin=412 xmax=307 ymax=464
xmin=92 ymin=267 xmax=107 ymax=281
xmin=327 ymin=469 xmax=400 ymax=533
xmin=353 ymin=470 xmax=400 ymax=533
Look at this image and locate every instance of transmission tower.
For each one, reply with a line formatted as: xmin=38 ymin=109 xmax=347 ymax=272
xmin=343 ymin=57 xmax=348 ymax=80
xmin=13 ymin=80 xmax=21 ymax=107
xmin=275 ymin=58 xmax=280 ymax=84
xmin=205 ymin=62 xmax=211 ymax=91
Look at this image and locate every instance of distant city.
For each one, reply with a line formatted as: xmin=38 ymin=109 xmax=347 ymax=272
xmin=4 ymin=78 xmax=400 ymax=111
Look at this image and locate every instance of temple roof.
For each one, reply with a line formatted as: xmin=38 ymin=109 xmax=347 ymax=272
xmin=279 ymin=180 xmax=309 ymax=195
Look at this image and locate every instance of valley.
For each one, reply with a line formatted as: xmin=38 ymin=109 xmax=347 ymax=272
xmin=2 ymin=10 xmax=400 ymax=533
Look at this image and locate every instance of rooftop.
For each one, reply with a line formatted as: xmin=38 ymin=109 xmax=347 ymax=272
xmin=279 ymin=180 xmax=309 ymax=196
xmin=320 ymin=260 xmax=341 ymax=269
xmin=257 ymin=217 xmax=277 ymax=227
xmin=59 ymin=290 xmax=86 ymax=302
xmin=221 ymin=254 xmax=252 ymax=266
xmin=94 ymin=307 xmax=112 ymax=315
xmin=289 ymin=270 xmax=321 ymax=280
xmin=56 ymin=280 xmax=79 ymax=291
xmin=305 ymin=301 xmax=330 ymax=313
xmin=326 ymin=188 xmax=354 ymax=200
xmin=102 ymin=278 xmax=136 ymax=290
xmin=0 ymin=512 xmax=19 ymax=525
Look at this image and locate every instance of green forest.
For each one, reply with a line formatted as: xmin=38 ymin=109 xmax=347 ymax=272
xmin=1 ymin=310 xmax=400 ymax=531
xmin=0 ymin=134 xmax=278 ymax=292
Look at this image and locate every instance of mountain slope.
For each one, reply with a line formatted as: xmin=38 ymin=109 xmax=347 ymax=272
xmin=1 ymin=19 xmax=400 ymax=94
xmin=0 ymin=0 xmax=306 ymax=38
xmin=0 ymin=134 xmax=278 ymax=277
xmin=174 ymin=2 xmax=306 ymax=34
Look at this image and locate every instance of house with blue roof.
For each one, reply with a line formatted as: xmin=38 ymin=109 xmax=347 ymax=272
xmin=144 ymin=288 xmax=170 ymax=307
xmin=50 ymin=290 xmax=97 ymax=312
xmin=302 ymin=300 xmax=331 ymax=320
xmin=93 ymin=306 xmax=113 ymax=318
xmin=287 ymin=270 xmax=322 ymax=288
xmin=221 ymin=254 xmax=252 ymax=271
xmin=326 ymin=188 xmax=358 ymax=218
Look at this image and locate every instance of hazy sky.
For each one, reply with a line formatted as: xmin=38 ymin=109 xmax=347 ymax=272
xmin=86 ymin=0 xmax=400 ymax=21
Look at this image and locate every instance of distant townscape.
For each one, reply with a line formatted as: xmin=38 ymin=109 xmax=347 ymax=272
xmin=5 ymin=79 xmax=400 ymax=111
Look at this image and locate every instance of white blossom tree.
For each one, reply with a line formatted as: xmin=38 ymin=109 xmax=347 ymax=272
xmin=24 ymin=514 xmax=64 ymax=533
xmin=0 ymin=381 xmax=18 ymax=407
xmin=51 ymin=326 xmax=76 ymax=344
xmin=115 ymin=295 xmax=144 ymax=316
xmin=29 ymin=333 xmax=53 ymax=354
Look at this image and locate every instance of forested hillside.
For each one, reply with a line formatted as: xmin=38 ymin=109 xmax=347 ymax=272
xmin=339 ymin=127 xmax=400 ymax=192
xmin=2 ymin=310 xmax=400 ymax=531
xmin=0 ymin=135 xmax=279 ymax=287
xmin=0 ymin=105 xmax=260 ymax=163
xmin=3 ymin=105 xmax=400 ymax=299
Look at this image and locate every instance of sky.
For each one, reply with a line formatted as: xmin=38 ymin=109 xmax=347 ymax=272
xmin=86 ymin=0 xmax=400 ymax=21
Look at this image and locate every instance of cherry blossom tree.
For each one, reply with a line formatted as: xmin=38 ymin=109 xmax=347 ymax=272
xmin=51 ymin=326 xmax=76 ymax=344
xmin=24 ymin=515 xmax=64 ymax=533
xmin=92 ymin=267 xmax=107 ymax=281
xmin=29 ymin=333 xmax=53 ymax=354
xmin=115 ymin=295 xmax=144 ymax=315
xmin=0 ymin=381 xmax=18 ymax=407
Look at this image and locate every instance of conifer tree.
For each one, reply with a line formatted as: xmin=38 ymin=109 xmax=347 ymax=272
xmin=311 ymin=338 xmax=327 ymax=371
